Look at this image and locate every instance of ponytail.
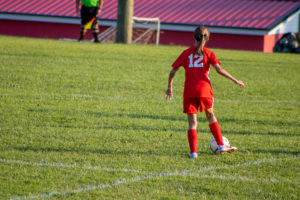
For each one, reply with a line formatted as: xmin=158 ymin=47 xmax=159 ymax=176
xmin=194 ymin=26 xmax=210 ymax=55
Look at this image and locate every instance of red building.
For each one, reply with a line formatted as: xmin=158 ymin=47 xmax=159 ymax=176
xmin=0 ymin=0 xmax=299 ymax=52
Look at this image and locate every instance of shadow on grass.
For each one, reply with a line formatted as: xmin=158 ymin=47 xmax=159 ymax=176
xmin=3 ymin=145 xmax=299 ymax=158
xmin=220 ymin=129 xmax=298 ymax=137
xmin=33 ymin=122 xmax=298 ymax=137
xmin=29 ymin=107 xmax=300 ymax=127
xmin=35 ymin=122 xmax=299 ymax=137
xmin=28 ymin=108 xmax=300 ymax=137
xmin=245 ymin=149 xmax=300 ymax=156
xmin=89 ymin=111 xmax=299 ymax=129
xmin=86 ymin=111 xmax=189 ymax=122
xmin=3 ymin=145 xmax=186 ymax=157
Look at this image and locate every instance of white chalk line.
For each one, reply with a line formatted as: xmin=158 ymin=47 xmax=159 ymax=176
xmin=0 ymin=159 xmax=144 ymax=174
xmin=8 ymin=156 xmax=299 ymax=200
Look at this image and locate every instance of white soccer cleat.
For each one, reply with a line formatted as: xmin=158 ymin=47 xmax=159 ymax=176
xmin=216 ymin=145 xmax=237 ymax=154
xmin=189 ymin=152 xmax=198 ymax=159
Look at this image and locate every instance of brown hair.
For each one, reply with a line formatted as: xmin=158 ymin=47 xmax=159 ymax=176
xmin=194 ymin=26 xmax=210 ymax=55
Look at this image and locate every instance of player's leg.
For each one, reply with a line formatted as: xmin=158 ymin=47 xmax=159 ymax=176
xmin=89 ymin=6 xmax=100 ymax=43
xmin=205 ymin=108 xmax=237 ymax=153
xmin=79 ymin=25 xmax=86 ymax=41
xmin=205 ymin=108 xmax=224 ymax=145
xmin=187 ymin=114 xmax=197 ymax=158
xmin=188 ymin=113 xmax=197 ymax=130
xmin=199 ymin=97 xmax=223 ymax=146
xmin=92 ymin=19 xmax=100 ymax=43
xmin=184 ymin=98 xmax=198 ymax=158
xmin=79 ymin=6 xmax=88 ymax=41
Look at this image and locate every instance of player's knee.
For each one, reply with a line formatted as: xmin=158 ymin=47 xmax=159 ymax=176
xmin=188 ymin=120 xmax=197 ymax=129
xmin=205 ymin=111 xmax=215 ymax=120
xmin=189 ymin=123 xmax=197 ymax=130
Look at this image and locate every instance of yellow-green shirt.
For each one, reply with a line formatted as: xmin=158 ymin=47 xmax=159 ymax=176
xmin=82 ymin=0 xmax=99 ymax=7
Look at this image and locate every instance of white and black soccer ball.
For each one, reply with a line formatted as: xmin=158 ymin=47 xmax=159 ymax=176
xmin=210 ymin=136 xmax=230 ymax=154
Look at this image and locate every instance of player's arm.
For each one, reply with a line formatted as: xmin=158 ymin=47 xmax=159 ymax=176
xmin=166 ymin=68 xmax=179 ymax=100
xmin=76 ymin=0 xmax=81 ymax=15
xmin=212 ymin=63 xmax=245 ymax=88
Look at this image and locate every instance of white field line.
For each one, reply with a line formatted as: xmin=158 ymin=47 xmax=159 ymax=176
xmin=186 ymin=174 xmax=297 ymax=184
xmin=0 ymin=159 xmax=143 ymax=174
xmin=8 ymin=156 xmax=299 ymax=200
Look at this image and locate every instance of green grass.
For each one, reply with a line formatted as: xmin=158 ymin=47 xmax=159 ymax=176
xmin=0 ymin=35 xmax=299 ymax=200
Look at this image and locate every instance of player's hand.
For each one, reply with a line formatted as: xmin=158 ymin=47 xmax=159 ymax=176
xmin=236 ymin=80 xmax=245 ymax=88
xmin=165 ymin=87 xmax=173 ymax=100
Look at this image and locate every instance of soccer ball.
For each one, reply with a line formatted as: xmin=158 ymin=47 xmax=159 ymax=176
xmin=210 ymin=136 xmax=229 ymax=154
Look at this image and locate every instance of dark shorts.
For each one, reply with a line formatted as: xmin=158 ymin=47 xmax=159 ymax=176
xmin=81 ymin=6 xmax=98 ymax=26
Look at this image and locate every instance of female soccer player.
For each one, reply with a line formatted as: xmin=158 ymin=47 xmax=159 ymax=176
xmin=166 ymin=26 xmax=245 ymax=158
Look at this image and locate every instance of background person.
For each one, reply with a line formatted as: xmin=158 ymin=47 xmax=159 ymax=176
xmin=76 ymin=0 xmax=104 ymax=43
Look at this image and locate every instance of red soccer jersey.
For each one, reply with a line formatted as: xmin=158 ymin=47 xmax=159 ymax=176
xmin=172 ymin=46 xmax=220 ymax=98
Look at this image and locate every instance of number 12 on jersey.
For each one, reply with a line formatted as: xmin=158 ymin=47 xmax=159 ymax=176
xmin=188 ymin=54 xmax=203 ymax=68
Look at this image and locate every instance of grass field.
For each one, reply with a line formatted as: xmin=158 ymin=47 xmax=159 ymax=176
xmin=0 ymin=35 xmax=299 ymax=200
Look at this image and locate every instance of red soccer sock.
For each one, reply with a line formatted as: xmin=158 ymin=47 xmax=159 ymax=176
xmin=187 ymin=129 xmax=197 ymax=153
xmin=209 ymin=121 xmax=224 ymax=145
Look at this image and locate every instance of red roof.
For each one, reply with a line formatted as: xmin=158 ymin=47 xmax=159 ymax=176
xmin=1 ymin=0 xmax=299 ymax=30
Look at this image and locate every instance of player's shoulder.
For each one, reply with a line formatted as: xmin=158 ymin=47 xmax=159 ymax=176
xmin=203 ymin=46 xmax=214 ymax=54
xmin=182 ymin=46 xmax=195 ymax=54
xmin=204 ymin=47 xmax=217 ymax=58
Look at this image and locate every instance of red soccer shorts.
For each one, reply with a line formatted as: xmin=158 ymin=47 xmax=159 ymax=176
xmin=183 ymin=97 xmax=213 ymax=114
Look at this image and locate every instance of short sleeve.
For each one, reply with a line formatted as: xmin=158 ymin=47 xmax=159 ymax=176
xmin=172 ymin=50 xmax=186 ymax=69
xmin=209 ymin=51 xmax=221 ymax=65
